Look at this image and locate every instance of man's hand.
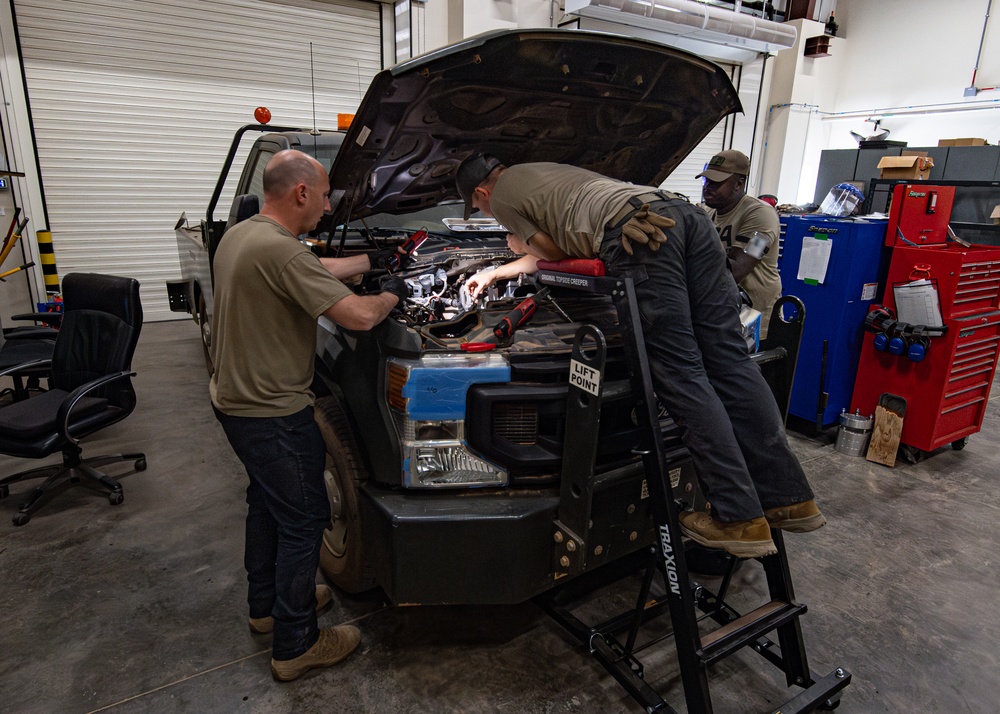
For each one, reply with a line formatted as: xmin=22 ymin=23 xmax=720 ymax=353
xmin=369 ymin=248 xmax=413 ymax=273
xmin=620 ymin=204 xmax=675 ymax=255
xmin=466 ymin=269 xmax=497 ymax=300
xmin=380 ymin=276 xmax=409 ymax=305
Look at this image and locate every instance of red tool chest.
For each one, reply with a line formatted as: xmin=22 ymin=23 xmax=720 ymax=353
xmin=851 ymin=184 xmax=1000 ymax=454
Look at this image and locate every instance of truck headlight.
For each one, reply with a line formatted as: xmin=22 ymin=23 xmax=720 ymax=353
xmin=387 ymin=355 xmax=510 ymax=488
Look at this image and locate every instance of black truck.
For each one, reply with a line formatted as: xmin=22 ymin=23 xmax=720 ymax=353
xmin=168 ymin=29 xmax=800 ymax=606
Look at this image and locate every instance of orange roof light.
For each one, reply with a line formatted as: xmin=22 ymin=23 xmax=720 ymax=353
xmin=254 ymin=106 xmax=271 ymax=124
xmin=337 ymin=113 xmax=354 ymax=131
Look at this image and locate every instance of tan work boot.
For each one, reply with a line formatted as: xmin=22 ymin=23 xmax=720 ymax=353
xmin=249 ymin=584 xmax=334 ymax=635
xmin=764 ymin=500 xmax=827 ymax=533
xmin=270 ymin=625 xmax=361 ymax=682
xmin=679 ymin=512 xmax=777 ymax=558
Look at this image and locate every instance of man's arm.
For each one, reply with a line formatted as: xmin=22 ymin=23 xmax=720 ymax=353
xmin=466 ymin=254 xmax=539 ymax=299
xmin=522 ymin=231 xmax=570 ymax=262
xmin=320 ymin=254 xmax=372 ymax=280
xmin=322 ymin=292 xmax=399 ymax=331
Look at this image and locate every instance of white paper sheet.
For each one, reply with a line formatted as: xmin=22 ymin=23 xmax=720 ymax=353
xmin=894 ymin=279 xmax=944 ymax=327
xmin=796 ymin=236 xmax=833 ymax=283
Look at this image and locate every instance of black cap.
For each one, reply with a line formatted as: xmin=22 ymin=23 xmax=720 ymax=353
xmin=456 ymin=152 xmax=502 ymax=219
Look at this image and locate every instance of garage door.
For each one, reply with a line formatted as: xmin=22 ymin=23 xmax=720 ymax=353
xmin=13 ymin=0 xmax=382 ymax=321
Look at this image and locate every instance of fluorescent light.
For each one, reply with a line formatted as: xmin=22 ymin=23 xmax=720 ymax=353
xmin=565 ymin=0 xmax=797 ymax=54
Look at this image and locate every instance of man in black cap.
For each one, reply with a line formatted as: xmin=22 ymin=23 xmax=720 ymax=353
xmin=459 ymin=154 xmax=824 ymax=559
xmin=698 ymin=149 xmax=782 ymax=337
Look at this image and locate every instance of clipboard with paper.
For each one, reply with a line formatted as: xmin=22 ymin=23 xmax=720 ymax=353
xmin=892 ymin=279 xmax=944 ymax=328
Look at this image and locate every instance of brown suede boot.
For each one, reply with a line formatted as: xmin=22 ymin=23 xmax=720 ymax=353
xmin=679 ymin=512 xmax=777 ymax=558
xmin=765 ymin=500 xmax=826 ymax=533
xmin=249 ymin=584 xmax=334 ymax=635
xmin=270 ymin=625 xmax=362 ymax=682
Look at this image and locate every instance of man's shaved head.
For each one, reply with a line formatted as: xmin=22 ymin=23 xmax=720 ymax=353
xmin=263 ymin=150 xmax=325 ymax=199
xmin=259 ymin=149 xmax=331 ymax=236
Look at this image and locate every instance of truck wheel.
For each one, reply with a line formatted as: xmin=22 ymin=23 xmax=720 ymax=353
xmin=315 ymin=396 xmax=376 ymax=594
xmin=198 ymin=294 xmax=214 ymax=376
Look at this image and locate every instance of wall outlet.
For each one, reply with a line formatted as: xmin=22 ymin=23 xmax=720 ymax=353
xmin=0 ymin=207 xmax=5 ymax=216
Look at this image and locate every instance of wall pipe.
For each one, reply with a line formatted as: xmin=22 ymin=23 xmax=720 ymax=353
xmin=969 ymin=0 xmax=994 ymax=94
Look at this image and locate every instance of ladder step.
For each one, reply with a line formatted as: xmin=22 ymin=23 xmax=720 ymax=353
xmin=699 ymin=600 xmax=806 ymax=664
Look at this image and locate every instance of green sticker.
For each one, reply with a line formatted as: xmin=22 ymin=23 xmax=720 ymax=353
xmin=812 ymin=234 xmax=828 ymax=240
xmin=804 ymin=278 xmax=819 ymax=285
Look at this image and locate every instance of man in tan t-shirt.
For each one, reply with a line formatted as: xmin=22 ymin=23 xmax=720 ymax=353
xmin=698 ymin=150 xmax=781 ymax=337
xmin=211 ymin=150 xmax=406 ymax=682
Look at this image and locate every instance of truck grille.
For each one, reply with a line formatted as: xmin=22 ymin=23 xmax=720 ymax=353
xmin=493 ymin=404 xmax=539 ymax=444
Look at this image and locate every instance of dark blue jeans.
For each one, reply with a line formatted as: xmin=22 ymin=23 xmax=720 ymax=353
xmin=600 ymin=197 xmax=814 ymax=522
xmin=214 ymin=405 xmax=330 ymax=660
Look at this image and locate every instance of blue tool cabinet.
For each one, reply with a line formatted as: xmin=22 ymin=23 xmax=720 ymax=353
xmin=778 ymin=215 xmax=890 ymax=428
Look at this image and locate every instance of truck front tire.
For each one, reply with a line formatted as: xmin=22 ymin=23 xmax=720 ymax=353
xmin=315 ymin=396 xmax=376 ymax=594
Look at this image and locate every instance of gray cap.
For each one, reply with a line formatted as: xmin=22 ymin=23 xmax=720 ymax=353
xmin=456 ymin=152 xmax=502 ymax=219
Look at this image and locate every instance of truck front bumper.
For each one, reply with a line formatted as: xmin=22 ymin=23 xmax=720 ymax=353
xmin=362 ymin=485 xmax=559 ymax=605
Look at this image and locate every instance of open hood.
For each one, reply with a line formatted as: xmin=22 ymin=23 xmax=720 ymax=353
xmin=329 ymin=29 xmax=741 ymax=223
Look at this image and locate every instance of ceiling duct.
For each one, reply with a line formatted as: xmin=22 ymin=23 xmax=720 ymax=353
xmin=564 ymin=0 xmax=798 ymax=55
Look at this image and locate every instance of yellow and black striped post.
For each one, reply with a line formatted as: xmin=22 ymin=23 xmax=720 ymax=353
xmin=36 ymin=229 xmax=58 ymax=292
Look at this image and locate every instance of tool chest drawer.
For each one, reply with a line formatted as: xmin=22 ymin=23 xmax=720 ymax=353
xmin=887 ymin=246 xmax=1000 ymax=320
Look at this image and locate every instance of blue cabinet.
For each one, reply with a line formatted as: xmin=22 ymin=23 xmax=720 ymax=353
xmin=778 ymin=215 xmax=891 ymax=428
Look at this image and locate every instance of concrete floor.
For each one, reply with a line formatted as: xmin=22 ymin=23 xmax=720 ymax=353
xmin=1 ymin=319 xmax=997 ymax=713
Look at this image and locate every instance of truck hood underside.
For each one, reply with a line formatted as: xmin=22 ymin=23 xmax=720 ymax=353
xmin=329 ymin=29 xmax=742 ymax=223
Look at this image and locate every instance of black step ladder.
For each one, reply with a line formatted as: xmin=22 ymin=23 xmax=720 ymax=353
xmin=534 ymin=269 xmax=851 ymax=713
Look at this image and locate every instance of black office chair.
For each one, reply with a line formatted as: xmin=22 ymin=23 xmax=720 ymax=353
xmin=0 ymin=273 xmax=146 ymax=526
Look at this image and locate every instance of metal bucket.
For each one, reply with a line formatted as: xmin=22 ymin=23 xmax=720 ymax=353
xmin=835 ymin=410 xmax=873 ymax=457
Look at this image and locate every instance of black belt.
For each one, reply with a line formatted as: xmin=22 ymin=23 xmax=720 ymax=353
xmin=605 ymin=191 xmax=670 ymax=231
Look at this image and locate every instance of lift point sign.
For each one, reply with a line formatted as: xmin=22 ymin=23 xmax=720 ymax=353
xmin=570 ymin=359 xmax=601 ymax=396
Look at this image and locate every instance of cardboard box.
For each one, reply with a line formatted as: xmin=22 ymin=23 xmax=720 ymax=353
xmin=877 ymin=154 xmax=934 ymax=180
xmin=938 ymin=137 xmax=988 ymax=147
xmin=991 ymin=205 xmax=1000 ymax=225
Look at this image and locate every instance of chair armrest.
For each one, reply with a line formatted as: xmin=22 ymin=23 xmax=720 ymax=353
xmin=56 ymin=370 xmax=136 ymax=445
xmin=3 ymin=326 xmax=58 ymax=341
xmin=11 ymin=312 xmax=63 ymax=328
xmin=0 ymin=358 xmax=52 ymax=378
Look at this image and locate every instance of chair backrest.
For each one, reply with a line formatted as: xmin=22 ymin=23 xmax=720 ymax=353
xmin=51 ymin=273 xmax=143 ymax=412
xmin=224 ymin=194 xmax=260 ymax=235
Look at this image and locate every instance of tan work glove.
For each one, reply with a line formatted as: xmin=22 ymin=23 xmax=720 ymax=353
xmin=620 ymin=204 xmax=676 ymax=255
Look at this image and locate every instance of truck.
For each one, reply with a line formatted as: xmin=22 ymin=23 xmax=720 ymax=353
xmin=168 ymin=29 xmax=801 ymax=606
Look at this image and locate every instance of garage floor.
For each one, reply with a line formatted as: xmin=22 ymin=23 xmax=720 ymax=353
xmin=1 ymin=320 xmax=997 ymax=713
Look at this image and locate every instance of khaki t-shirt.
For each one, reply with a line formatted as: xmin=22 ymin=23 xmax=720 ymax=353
xmin=490 ymin=163 xmax=658 ymax=258
xmin=707 ymin=194 xmax=781 ymax=336
xmin=209 ymin=215 xmax=354 ymax=417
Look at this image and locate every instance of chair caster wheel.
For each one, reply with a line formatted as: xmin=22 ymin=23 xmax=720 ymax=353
xmin=109 ymin=491 xmax=124 ymax=506
xmin=135 ymin=458 xmax=147 ymax=471
xmin=951 ymin=437 xmax=969 ymax=451
xmin=12 ymin=512 xmax=30 ymax=526
xmin=0 ymin=485 xmax=8 ymax=499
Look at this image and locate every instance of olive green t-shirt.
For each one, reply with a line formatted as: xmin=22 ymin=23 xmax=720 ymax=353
xmin=707 ymin=194 xmax=781 ymax=336
xmin=490 ymin=163 xmax=658 ymax=258
xmin=209 ymin=215 xmax=353 ymax=417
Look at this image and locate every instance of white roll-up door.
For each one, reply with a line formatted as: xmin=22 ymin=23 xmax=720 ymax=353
xmin=13 ymin=0 xmax=382 ymax=321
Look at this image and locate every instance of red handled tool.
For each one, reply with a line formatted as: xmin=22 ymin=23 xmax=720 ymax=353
xmin=492 ymin=287 xmax=550 ymax=342
xmin=387 ymin=228 xmax=429 ymax=272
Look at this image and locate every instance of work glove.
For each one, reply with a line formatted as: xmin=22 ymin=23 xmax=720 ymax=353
xmin=380 ymin=276 xmax=409 ymax=306
xmin=619 ymin=205 xmax=675 ymax=256
xmin=369 ymin=248 xmax=413 ymax=272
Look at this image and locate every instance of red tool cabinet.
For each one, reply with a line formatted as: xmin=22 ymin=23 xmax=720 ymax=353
xmin=851 ymin=184 xmax=1000 ymax=455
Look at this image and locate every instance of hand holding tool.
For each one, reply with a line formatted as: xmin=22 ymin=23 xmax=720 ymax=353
xmin=385 ymin=228 xmax=428 ymax=272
